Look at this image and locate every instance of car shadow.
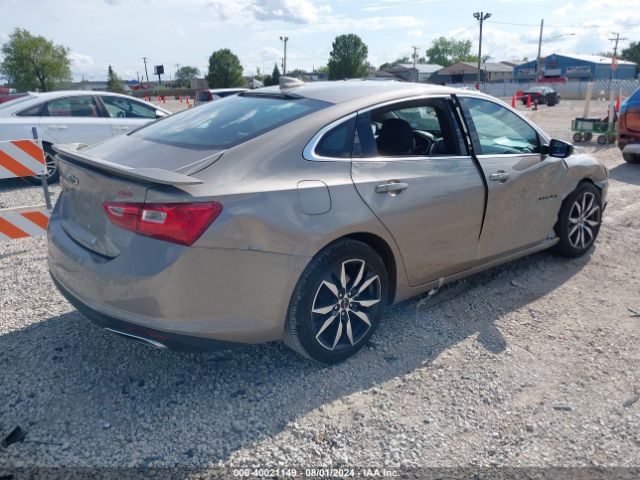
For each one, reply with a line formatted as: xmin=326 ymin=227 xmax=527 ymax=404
xmin=0 ymin=249 xmax=590 ymax=468
xmin=608 ymin=162 xmax=640 ymax=186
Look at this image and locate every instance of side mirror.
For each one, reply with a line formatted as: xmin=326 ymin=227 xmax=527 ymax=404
xmin=544 ymin=138 xmax=574 ymax=159
xmin=155 ymin=109 xmax=168 ymax=119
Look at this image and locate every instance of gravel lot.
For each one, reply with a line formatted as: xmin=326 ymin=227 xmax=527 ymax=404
xmin=1 ymin=99 xmax=639 ymax=475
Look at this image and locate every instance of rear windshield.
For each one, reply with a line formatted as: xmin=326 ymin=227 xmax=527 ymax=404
xmin=133 ymin=94 xmax=328 ymax=149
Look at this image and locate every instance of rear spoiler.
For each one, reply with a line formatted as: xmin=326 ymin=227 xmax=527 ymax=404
xmin=52 ymin=144 xmax=203 ymax=186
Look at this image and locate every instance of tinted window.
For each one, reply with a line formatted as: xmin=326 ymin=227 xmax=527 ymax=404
xmin=196 ymin=91 xmax=211 ymax=101
xmin=101 ymin=95 xmax=156 ymax=119
xmin=16 ymin=104 xmax=45 ymax=117
xmin=46 ymin=96 xmax=101 ymax=117
xmin=217 ymin=91 xmax=242 ymax=98
xmin=461 ymin=97 xmax=539 ymax=155
xmin=315 ymin=117 xmax=356 ymax=158
xmin=134 ymin=94 xmax=329 ymax=149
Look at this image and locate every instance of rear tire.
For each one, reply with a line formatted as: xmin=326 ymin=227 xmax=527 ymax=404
xmin=583 ymin=132 xmax=593 ymax=142
xmin=283 ymin=239 xmax=388 ymax=364
xmin=22 ymin=144 xmax=59 ymax=186
xmin=573 ymin=132 xmax=583 ymax=142
xmin=623 ymin=152 xmax=640 ymax=163
xmin=552 ymin=182 xmax=602 ymax=258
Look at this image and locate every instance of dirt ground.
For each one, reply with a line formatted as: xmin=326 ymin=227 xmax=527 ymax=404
xmin=0 ymin=99 xmax=639 ymax=473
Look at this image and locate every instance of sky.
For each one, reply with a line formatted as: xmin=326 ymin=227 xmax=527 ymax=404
xmin=1 ymin=0 xmax=639 ymax=82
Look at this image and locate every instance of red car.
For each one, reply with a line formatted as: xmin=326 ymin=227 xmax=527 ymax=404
xmin=0 ymin=92 xmax=28 ymax=104
xmin=618 ymin=87 xmax=640 ymax=163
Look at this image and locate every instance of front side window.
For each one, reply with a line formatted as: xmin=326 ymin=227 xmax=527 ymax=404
xmin=460 ymin=97 xmax=540 ymax=155
xmin=101 ymin=96 xmax=157 ymax=119
xmin=353 ymin=98 xmax=463 ymax=158
xmin=134 ymin=94 xmax=329 ymax=149
xmin=45 ymin=96 xmax=101 ymax=117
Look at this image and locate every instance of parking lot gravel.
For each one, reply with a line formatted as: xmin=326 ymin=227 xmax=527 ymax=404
xmin=1 ymin=99 xmax=639 ymax=474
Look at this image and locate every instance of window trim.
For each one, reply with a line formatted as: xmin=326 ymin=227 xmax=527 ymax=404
xmin=304 ymin=94 xmax=469 ymax=162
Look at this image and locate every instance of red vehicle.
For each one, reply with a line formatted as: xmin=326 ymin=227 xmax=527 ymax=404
xmin=618 ymin=87 xmax=640 ymax=163
xmin=0 ymin=92 xmax=28 ymax=104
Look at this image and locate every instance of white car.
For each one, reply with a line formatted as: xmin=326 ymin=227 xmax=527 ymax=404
xmin=0 ymin=91 xmax=171 ymax=183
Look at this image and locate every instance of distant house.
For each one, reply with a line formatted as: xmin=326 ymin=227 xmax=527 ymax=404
xmin=376 ymin=63 xmax=443 ymax=83
xmin=514 ymin=53 xmax=637 ymax=81
xmin=429 ymin=62 xmax=514 ymax=84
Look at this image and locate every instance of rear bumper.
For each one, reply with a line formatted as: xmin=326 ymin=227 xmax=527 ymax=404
xmin=51 ymin=273 xmax=241 ymax=352
xmin=48 ymin=207 xmax=310 ymax=347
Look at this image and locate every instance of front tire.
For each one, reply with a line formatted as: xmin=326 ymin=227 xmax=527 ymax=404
xmin=553 ymin=182 xmax=602 ymax=258
xmin=283 ymin=239 xmax=388 ymax=364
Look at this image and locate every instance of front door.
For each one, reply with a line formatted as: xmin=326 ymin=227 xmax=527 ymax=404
xmin=458 ymin=96 xmax=565 ymax=261
xmin=350 ymin=97 xmax=486 ymax=286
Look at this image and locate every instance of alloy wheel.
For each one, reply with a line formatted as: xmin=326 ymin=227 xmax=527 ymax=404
xmin=311 ymin=259 xmax=382 ymax=351
xmin=44 ymin=152 xmax=57 ymax=180
xmin=567 ymin=191 xmax=600 ymax=249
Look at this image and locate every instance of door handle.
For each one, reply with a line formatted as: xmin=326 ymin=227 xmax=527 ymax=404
xmin=114 ymin=125 xmax=130 ymax=131
xmin=489 ymin=170 xmax=510 ymax=183
xmin=47 ymin=125 xmax=68 ymax=130
xmin=375 ymin=182 xmax=409 ymax=194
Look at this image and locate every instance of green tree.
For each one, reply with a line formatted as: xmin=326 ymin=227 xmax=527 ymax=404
xmin=426 ymin=37 xmax=475 ymax=67
xmin=622 ymin=41 xmax=640 ymax=73
xmin=206 ymin=48 xmax=244 ymax=88
xmin=327 ymin=34 xmax=369 ymax=80
xmin=107 ymin=65 xmax=124 ymax=92
xmin=175 ymin=65 xmax=200 ymax=87
xmin=0 ymin=28 xmax=71 ymax=91
xmin=263 ymin=63 xmax=280 ymax=86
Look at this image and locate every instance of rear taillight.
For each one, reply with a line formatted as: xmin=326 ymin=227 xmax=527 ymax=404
xmin=102 ymin=202 xmax=222 ymax=246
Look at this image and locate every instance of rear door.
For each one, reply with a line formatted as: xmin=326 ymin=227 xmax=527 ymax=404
xmin=40 ymin=95 xmax=112 ymax=145
xmin=350 ymin=96 xmax=486 ymax=286
xmin=98 ymin=95 xmax=159 ymax=136
xmin=457 ymin=95 xmax=564 ymax=261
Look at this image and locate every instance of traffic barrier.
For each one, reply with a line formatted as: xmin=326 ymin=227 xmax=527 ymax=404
xmin=511 ymin=95 xmax=516 ymax=108
xmin=0 ymin=139 xmax=46 ymax=179
xmin=0 ymin=129 xmax=53 ymax=242
xmin=0 ymin=205 xmax=50 ymax=240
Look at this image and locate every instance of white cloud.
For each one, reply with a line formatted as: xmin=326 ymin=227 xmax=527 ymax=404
xmin=553 ymin=2 xmax=574 ymax=16
xmin=68 ymin=52 xmax=95 ymax=72
xmin=406 ymin=29 xmax=424 ymax=38
xmin=251 ymin=0 xmax=331 ymax=24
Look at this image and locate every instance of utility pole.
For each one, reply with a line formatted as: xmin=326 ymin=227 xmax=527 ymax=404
xmin=535 ymin=19 xmax=544 ymax=82
xmin=473 ymin=11 xmax=491 ymax=91
xmin=280 ymin=36 xmax=289 ymax=75
xmin=609 ymin=32 xmax=627 ymax=83
xmin=142 ymin=57 xmax=149 ymax=85
xmin=412 ymin=46 xmax=420 ymax=82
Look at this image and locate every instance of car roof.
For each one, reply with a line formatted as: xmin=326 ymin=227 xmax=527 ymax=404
xmin=253 ymin=80 xmax=458 ymax=105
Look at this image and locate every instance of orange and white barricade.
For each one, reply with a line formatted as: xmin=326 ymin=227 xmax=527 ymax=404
xmin=0 ymin=139 xmax=47 ymax=179
xmin=0 ymin=205 xmax=50 ymax=240
xmin=0 ymin=134 xmax=52 ymax=241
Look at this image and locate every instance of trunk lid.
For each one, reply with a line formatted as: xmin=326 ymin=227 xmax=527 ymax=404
xmin=53 ymin=136 xmax=223 ymax=258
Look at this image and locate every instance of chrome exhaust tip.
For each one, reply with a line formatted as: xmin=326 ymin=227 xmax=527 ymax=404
xmin=104 ymin=328 xmax=168 ymax=350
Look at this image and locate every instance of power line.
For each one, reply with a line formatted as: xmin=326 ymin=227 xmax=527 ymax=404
xmin=489 ymin=20 xmax=623 ymax=29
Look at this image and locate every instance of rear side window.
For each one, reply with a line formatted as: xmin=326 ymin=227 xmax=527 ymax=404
xmin=16 ymin=104 xmax=45 ymax=117
xmin=46 ymin=96 xmax=101 ymax=117
xmin=134 ymin=94 xmax=329 ymax=149
xmin=315 ymin=117 xmax=356 ymax=158
xmin=196 ymin=91 xmax=211 ymax=102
